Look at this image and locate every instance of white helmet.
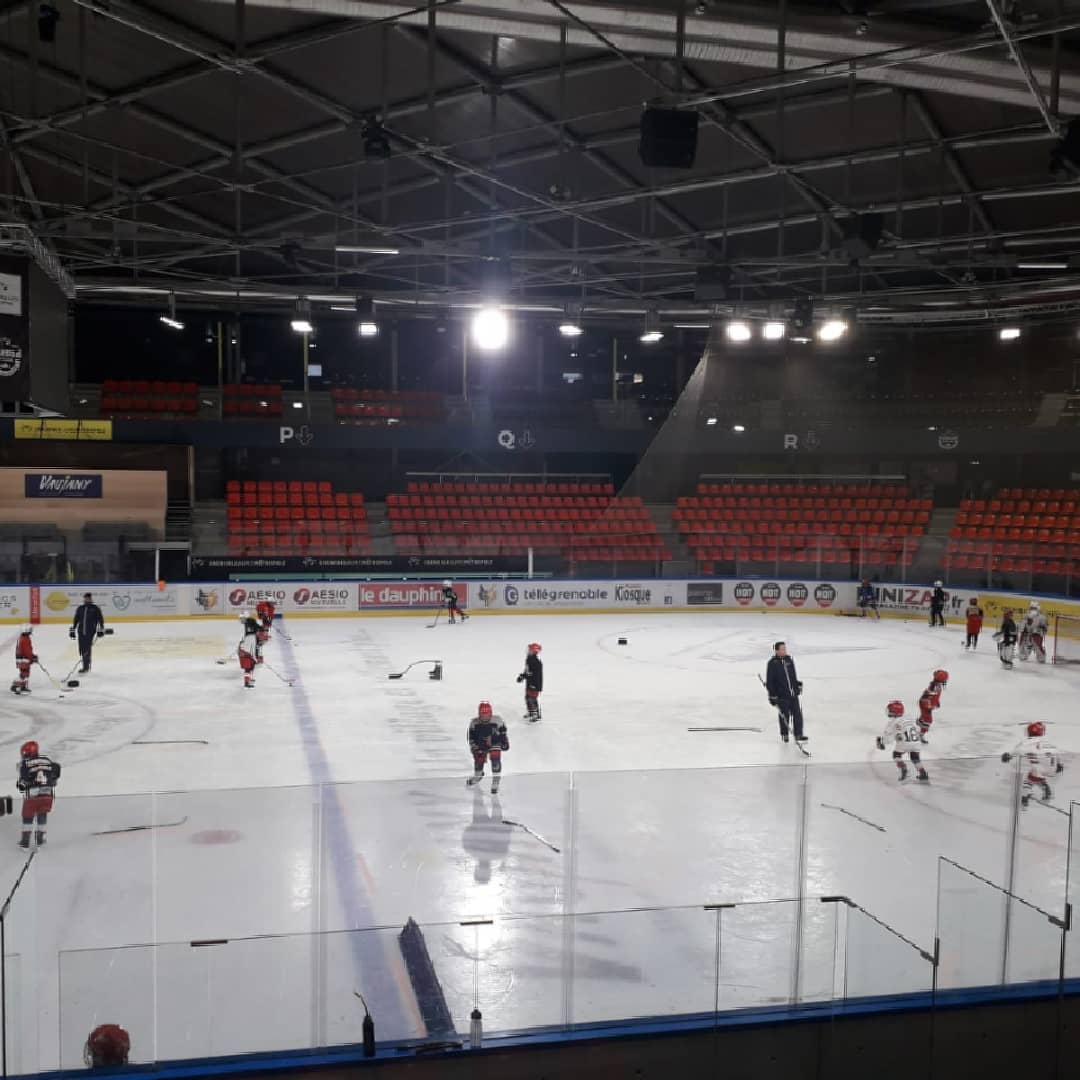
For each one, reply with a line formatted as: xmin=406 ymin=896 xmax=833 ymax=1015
xmin=238 ymin=611 xmax=249 ymax=622
xmin=933 ymin=580 xmax=943 ymax=588
xmin=20 ymin=626 xmax=31 ymax=635
xmin=1030 ymin=601 xmax=1041 ymax=612
xmin=443 ymin=580 xmax=452 ymax=587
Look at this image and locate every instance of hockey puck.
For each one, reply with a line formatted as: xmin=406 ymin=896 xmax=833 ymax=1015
xmin=617 ymin=637 xmax=627 ymax=645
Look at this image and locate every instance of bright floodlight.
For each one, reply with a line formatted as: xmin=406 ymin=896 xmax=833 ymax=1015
xmin=559 ymin=322 xmax=583 ymax=337
xmin=472 ymin=306 xmax=509 ymax=351
xmin=290 ymin=319 xmax=313 ymax=334
xmin=639 ymin=329 xmax=663 ymax=344
xmin=763 ymin=320 xmax=786 ymax=340
xmin=732 ymin=424 xmax=746 ymax=432
xmin=725 ymin=320 xmax=752 ymax=343
xmin=999 ymin=326 xmax=1021 ymax=341
xmin=358 ymin=320 xmax=378 ymax=337
xmin=159 ymin=315 xmax=184 ymax=330
xmin=817 ymin=319 xmax=847 ymax=342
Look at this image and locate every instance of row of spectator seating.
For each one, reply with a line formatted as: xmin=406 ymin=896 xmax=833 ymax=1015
xmin=944 ymin=553 xmax=1080 ymax=576
xmin=225 ymin=478 xmax=368 ymax=555
xmin=332 ymin=389 xmax=445 ymax=424
xmin=103 ymin=380 xmax=197 ymax=395
xmin=394 ymin=536 xmax=669 ymax=560
xmin=101 ymin=395 xmax=197 ymax=417
xmin=393 ymin=494 xmax=630 ymax=509
xmin=405 ymin=481 xmax=616 ymax=496
xmin=222 ymin=382 xmax=284 ymax=418
xmin=695 ymin=482 xmax=911 ymax=498
xmin=677 ymin=507 xmax=929 ymax=525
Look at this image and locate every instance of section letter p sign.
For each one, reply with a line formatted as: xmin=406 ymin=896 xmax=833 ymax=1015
xmin=279 ymin=426 xmax=293 ymax=444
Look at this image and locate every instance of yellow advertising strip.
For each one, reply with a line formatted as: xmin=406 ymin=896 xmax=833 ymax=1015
xmin=977 ymin=591 xmax=1080 ymax=640
xmin=14 ymin=418 xmax=113 ymax=441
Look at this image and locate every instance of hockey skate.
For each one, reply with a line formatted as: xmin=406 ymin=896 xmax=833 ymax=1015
xmin=1021 ymin=794 xmax=1031 ymax=809
xmin=490 ymin=776 xmax=501 ymax=794
xmin=917 ymin=769 xmax=929 ymax=783
xmin=466 ymin=773 xmax=484 ymax=788
xmin=17 ymin=837 xmax=28 ymax=850
xmin=897 ymin=763 xmax=908 ymax=781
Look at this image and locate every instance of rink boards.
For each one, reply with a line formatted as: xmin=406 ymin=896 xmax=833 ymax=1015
xmin=2 ymin=578 xmax=1080 ymax=625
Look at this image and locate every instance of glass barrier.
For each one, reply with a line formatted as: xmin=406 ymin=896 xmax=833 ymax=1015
xmin=842 ymin=903 xmax=934 ymax=1001
xmin=936 ymin=856 xmax=1007 ymax=991
xmin=1067 ymin=802 xmax=1080 ymax=978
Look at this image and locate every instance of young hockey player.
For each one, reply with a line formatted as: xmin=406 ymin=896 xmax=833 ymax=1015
xmin=1001 ymin=721 xmax=1063 ymax=808
xmin=466 ymin=701 xmax=509 ymax=791
xmin=442 ymin=581 xmax=468 ymax=623
xmin=929 ymin=581 xmax=947 ymax=628
xmin=916 ymin=669 xmax=948 ymax=742
xmin=17 ymin=740 xmax=60 ymax=848
xmin=255 ymin=599 xmax=276 ymax=634
xmin=764 ymin=641 xmax=807 ymax=743
xmin=517 ymin=642 xmax=543 ymax=720
xmin=10 ymin=627 xmax=35 ymax=694
xmin=70 ymin=592 xmax=105 ymax=673
xmin=1019 ymin=601 xmax=1050 ymax=663
xmin=964 ymin=599 xmax=984 ymax=650
xmin=84 ymin=1024 xmax=131 ymax=1068
xmin=995 ymin=609 xmax=1018 ymax=668
xmin=876 ymin=700 xmax=929 ymax=782
xmin=857 ymin=579 xmax=878 ymax=618
xmin=237 ymin=613 xmax=263 ymax=689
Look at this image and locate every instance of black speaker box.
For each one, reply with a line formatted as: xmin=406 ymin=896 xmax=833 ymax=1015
xmin=694 ymin=266 xmax=732 ymax=302
xmin=639 ymin=108 xmax=699 ymax=169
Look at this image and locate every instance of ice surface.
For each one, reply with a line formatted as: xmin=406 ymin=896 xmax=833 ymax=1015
xmin=0 ymin=612 xmax=1077 ymax=1069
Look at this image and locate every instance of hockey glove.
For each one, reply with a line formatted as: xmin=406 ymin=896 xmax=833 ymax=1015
xmin=31 ymin=655 xmax=38 ymax=663
xmin=1001 ymin=752 xmax=1012 ymax=763
xmin=875 ymin=737 xmax=885 ymax=751
xmin=516 ymin=673 xmax=525 ymax=684
xmin=96 ymin=630 xmax=105 ymax=639
xmin=768 ymin=696 xmax=778 ymax=707
xmin=796 ymin=681 xmax=803 ymax=695
xmin=1058 ymin=761 xmax=1065 ymax=774
xmin=500 ymin=734 xmax=510 ymax=751
xmin=69 ymin=628 xmax=75 ymax=640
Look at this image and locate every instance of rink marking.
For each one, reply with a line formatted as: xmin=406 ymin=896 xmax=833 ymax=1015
xmin=275 ymin=620 xmax=424 ymax=1037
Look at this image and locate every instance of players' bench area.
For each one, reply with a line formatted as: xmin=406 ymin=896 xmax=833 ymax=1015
xmin=673 ymin=481 xmax=931 ymax=576
xmin=387 ymin=480 xmax=670 ymax=563
xmin=946 ymin=487 xmax=1080 ymax=587
xmin=226 ymin=480 xmax=370 ymax=556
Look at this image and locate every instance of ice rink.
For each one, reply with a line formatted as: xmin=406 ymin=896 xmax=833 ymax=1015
xmin=2 ymin=608 xmax=1079 ymax=1069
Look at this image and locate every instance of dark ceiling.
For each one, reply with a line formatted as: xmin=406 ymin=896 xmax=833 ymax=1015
xmin=4 ymin=0 xmax=1080 ymax=326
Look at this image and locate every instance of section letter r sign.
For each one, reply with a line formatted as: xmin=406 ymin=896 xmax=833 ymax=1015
xmin=783 ymin=434 xmax=798 ymax=450
xmin=279 ymin=426 xmax=293 ymax=444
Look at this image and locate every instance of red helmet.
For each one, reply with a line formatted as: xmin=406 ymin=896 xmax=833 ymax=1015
xmin=886 ymin=700 xmax=904 ymax=718
xmin=1027 ymin=721 xmax=1046 ymax=738
xmin=528 ymin=642 xmax=542 ymax=653
xmin=84 ymin=1024 xmax=130 ymax=1068
xmin=20 ymin=741 xmax=38 ymax=759
xmin=933 ymin=669 xmax=949 ymax=685
xmin=477 ymin=701 xmax=493 ymax=719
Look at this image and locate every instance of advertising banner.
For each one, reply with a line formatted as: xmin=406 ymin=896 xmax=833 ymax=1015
xmin=873 ymin=583 xmax=968 ymax=619
xmin=0 ymin=257 xmax=29 ymax=401
xmin=24 ymin=473 xmax=103 ymax=499
xmin=222 ymin=583 xmax=359 ymax=615
xmin=684 ymin=579 xmax=854 ymax=611
xmin=976 ymin=590 xmax=1080 ymax=626
xmin=14 ymin=419 xmax=113 ymax=441
xmin=359 ymin=581 xmax=467 ymax=610
xmin=0 ymin=587 xmax=31 ymax=625
xmin=36 ymin=585 xmax=181 ymax=620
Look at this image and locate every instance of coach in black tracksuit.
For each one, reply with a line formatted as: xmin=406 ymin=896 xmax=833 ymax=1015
xmin=70 ymin=593 xmax=105 ymax=674
xmin=765 ymin=641 xmax=807 ymax=743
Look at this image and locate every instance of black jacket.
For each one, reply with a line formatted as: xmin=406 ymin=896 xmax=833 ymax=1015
xmin=72 ymin=602 xmax=104 ymax=638
xmin=765 ymin=654 xmax=800 ymax=701
xmin=523 ymin=653 xmax=543 ymax=691
xmin=1000 ymin=615 xmax=1018 ymax=645
xmin=931 ymin=587 xmax=947 ymax=610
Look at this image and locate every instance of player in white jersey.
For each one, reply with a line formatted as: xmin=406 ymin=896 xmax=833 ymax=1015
xmin=1018 ymin=602 xmax=1050 ymax=663
xmin=1001 ymin=721 xmax=1063 ymax=807
xmin=876 ymin=700 xmax=929 ymax=783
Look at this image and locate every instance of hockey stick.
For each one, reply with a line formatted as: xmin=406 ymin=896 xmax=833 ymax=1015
xmin=501 ymin=818 xmax=561 ymax=853
xmin=820 ymin=803 xmax=886 ymax=833
xmin=426 ymin=609 xmax=442 ymax=629
xmin=387 ymin=660 xmax=441 ymax=680
xmin=757 ymin=674 xmax=811 ymax=756
xmin=687 ymin=726 xmax=763 ymax=733
xmin=260 ymin=660 xmax=295 ymax=686
xmin=34 ymin=660 xmax=79 ymax=690
xmin=94 ymin=815 xmax=188 ymax=836
xmin=132 ymin=740 xmax=209 ymax=746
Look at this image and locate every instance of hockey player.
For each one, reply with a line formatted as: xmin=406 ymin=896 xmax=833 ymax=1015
xmin=442 ymin=581 xmax=468 ymax=623
xmin=70 ymin=592 xmax=105 ymax=674
xmin=255 ymin=599 xmax=276 ymax=634
xmin=10 ymin=627 xmax=35 ymax=695
xmin=84 ymin=1024 xmax=131 ymax=1068
xmin=857 ymin=579 xmax=878 ymax=618
xmin=916 ymin=668 xmax=949 ymax=742
xmin=1019 ymin=602 xmax=1050 ymax=663
xmin=1001 ymin=721 xmax=1063 ymax=808
xmin=964 ymin=599 xmax=984 ymax=650
xmin=764 ymin=641 xmax=807 ymax=744
xmin=16 ymin=740 xmax=60 ymax=849
xmin=237 ymin=613 xmax=263 ymax=689
xmin=994 ymin=609 xmax=1018 ymax=669
xmin=517 ymin=642 xmax=543 ymax=720
xmin=876 ymin=701 xmax=929 ymax=782
xmin=929 ymin=581 xmax=947 ymax=628
xmin=466 ymin=701 xmax=509 ymax=791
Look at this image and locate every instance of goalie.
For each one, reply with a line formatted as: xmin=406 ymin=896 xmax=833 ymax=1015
xmin=1001 ymin=721 xmax=1063 ymax=808
xmin=1018 ymin=602 xmax=1049 ymax=664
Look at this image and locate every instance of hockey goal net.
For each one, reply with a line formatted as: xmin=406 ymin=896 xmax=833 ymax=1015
xmin=1052 ymin=615 xmax=1080 ymax=664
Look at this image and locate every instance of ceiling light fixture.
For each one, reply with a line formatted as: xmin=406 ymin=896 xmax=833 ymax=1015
xmin=640 ymin=310 xmax=663 ymax=344
xmin=357 ymin=296 xmax=378 ymax=337
xmin=725 ymin=320 xmax=752 ymax=343
xmin=999 ymin=326 xmax=1021 ymax=341
xmin=472 ymin=306 xmax=509 ymax=351
xmin=1017 ymin=260 xmax=1067 ymax=271
xmin=335 ymin=245 xmax=400 ymax=256
xmin=559 ymin=321 xmax=583 ymax=337
xmin=817 ymin=318 xmax=848 ymax=342
xmin=159 ymin=293 xmax=183 ymax=330
xmin=706 ymin=417 xmax=718 ymax=426
xmin=290 ymin=299 xmax=312 ymax=335
xmin=762 ymin=321 xmax=786 ymax=340
xmin=732 ymin=424 xmax=746 ymax=432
